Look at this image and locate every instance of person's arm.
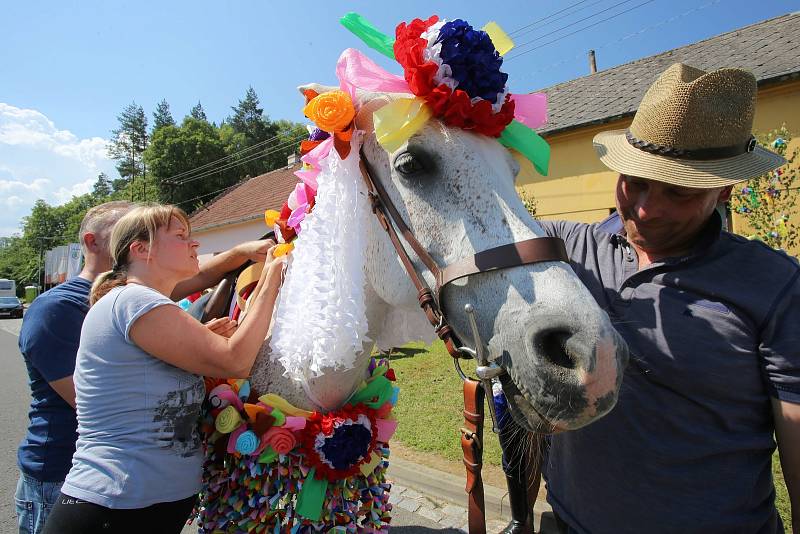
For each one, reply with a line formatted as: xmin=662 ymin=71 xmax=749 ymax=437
xmin=48 ymin=376 xmax=76 ymax=408
xmin=21 ymin=296 xmax=85 ymax=408
xmin=171 ymin=239 xmax=274 ymax=300
xmin=131 ymin=250 xmax=285 ymax=378
xmin=773 ymin=399 xmax=800 ymax=533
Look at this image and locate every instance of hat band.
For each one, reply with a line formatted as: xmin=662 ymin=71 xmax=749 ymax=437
xmin=625 ymin=130 xmax=756 ymax=161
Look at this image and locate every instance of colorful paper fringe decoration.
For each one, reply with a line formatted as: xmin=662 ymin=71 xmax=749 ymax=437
xmin=193 ymin=359 xmax=398 ymax=533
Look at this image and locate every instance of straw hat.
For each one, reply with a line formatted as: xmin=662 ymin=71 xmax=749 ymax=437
xmin=593 ymin=63 xmax=785 ymax=188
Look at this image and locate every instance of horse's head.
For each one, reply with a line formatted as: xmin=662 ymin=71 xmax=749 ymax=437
xmin=326 ymin=87 xmax=629 ymax=432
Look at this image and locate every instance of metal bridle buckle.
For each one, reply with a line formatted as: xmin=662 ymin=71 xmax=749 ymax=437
xmin=457 ymin=303 xmax=505 ymax=433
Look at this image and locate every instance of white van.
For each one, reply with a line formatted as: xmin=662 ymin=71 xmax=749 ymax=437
xmin=0 ymin=279 xmax=16 ymax=298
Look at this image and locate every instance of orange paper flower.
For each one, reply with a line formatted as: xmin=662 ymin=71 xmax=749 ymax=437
xmin=303 ymin=90 xmax=355 ymax=133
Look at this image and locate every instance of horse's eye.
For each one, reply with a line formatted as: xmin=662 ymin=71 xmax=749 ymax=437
xmin=394 ymin=152 xmax=424 ymax=176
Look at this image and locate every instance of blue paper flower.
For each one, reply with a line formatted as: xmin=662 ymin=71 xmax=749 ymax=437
xmin=435 ymin=19 xmax=507 ymax=103
xmin=317 ymin=421 xmax=372 ymax=470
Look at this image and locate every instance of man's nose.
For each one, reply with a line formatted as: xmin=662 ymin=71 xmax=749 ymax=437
xmin=635 ymin=192 xmax=662 ymax=220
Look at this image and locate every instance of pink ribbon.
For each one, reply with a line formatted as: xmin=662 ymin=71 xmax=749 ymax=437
xmin=336 ymin=48 xmax=410 ymax=101
xmin=375 ymin=419 xmax=398 ymax=443
xmin=511 ymin=93 xmax=548 ymax=129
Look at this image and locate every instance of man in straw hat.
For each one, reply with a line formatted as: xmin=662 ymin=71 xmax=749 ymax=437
xmin=534 ymin=63 xmax=799 ymax=533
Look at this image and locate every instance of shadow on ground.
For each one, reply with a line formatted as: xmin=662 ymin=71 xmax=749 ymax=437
xmin=385 ymin=347 xmax=427 ymax=360
xmin=390 ymin=529 xmax=463 ymax=533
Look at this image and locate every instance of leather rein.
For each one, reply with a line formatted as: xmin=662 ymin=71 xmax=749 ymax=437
xmin=357 ymin=149 xmax=567 ymax=533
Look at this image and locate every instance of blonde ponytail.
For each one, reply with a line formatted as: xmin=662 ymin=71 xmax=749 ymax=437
xmin=90 ymin=268 xmax=129 ymax=305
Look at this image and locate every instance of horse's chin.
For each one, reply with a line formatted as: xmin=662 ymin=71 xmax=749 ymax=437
xmin=499 ymin=374 xmax=563 ymax=434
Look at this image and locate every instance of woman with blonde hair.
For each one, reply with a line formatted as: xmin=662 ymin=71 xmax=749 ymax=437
xmin=42 ymin=203 xmax=285 ymax=534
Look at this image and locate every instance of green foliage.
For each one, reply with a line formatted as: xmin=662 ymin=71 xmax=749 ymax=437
xmin=226 ymin=87 xmax=282 ymax=177
xmin=107 ymin=102 xmax=149 ymax=188
xmin=92 ymin=172 xmax=112 ymax=198
xmin=145 ymin=117 xmax=230 ymax=212
xmin=729 ymin=126 xmax=799 ymax=251
xmin=152 ymin=99 xmax=176 ymax=133
xmin=190 ymin=101 xmax=208 ymax=122
xmin=517 ymin=187 xmax=538 ymax=218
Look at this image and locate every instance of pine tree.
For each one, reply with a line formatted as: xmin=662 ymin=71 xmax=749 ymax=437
xmin=92 ymin=172 xmax=112 ymax=198
xmin=107 ymin=102 xmax=148 ymax=192
xmin=190 ymin=101 xmax=208 ymax=121
xmin=152 ymin=99 xmax=175 ymax=133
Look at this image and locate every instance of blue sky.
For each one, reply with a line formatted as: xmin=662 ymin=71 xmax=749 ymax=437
xmin=0 ymin=0 xmax=795 ymax=237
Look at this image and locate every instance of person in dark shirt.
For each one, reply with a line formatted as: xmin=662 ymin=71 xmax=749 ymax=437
xmin=16 ymin=201 xmax=270 ymax=534
xmin=533 ymin=64 xmax=798 ymax=533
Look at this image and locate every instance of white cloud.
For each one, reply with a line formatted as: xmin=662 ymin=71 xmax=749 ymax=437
xmin=0 ymin=103 xmax=119 ymax=237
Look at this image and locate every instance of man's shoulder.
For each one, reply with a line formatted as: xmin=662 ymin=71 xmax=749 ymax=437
xmin=717 ymin=232 xmax=799 ymax=278
xmin=21 ymin=279 xmax=90 ymax=343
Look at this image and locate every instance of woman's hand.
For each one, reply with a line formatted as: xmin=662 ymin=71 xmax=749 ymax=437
xmin=204 ymin=317 xmax=238 ymax=338
xmin=234 ymin=239 xmax=277 ymax=264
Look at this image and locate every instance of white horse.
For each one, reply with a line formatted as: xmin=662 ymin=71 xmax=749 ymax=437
xmin=248 ymin=86 xmax=629 ymax=433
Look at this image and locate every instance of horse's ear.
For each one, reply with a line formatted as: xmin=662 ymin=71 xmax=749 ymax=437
xmin=297 ymin=84 xmax=339 ymax=100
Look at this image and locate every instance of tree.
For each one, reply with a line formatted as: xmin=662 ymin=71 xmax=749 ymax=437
xmin=152 ymin=99 xmax=175 ymax=133
xmin=92 ymin=172 xmax=112 ymax=198
xmin=144 ymin=117 xmax=230 ymax=212
xmin=225 ymin=87 xmax=282 ymax=178
xmin=729 ymin=125 xmax=799 ymax=251
xmin=190 ymin=101 xmax=208 ymax=122
xmin=107 ymin=102 xmax=148 ymax=194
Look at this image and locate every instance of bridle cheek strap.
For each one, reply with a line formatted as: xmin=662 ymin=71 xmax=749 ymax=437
xmin=357 ymin=151 xmax=569 ymax=358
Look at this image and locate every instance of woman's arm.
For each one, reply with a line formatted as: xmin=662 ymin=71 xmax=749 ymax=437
xmin=131 ymin=250 xmax=285 ymax=377
xmin=171 ymin=239 xmax=274 ymax=301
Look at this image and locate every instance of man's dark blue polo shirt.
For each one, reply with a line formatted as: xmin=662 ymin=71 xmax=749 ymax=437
xmin=18 ymin=277 xmax=90 ymax=482
xmin=540 ymin=213 xmax=799 ymax=534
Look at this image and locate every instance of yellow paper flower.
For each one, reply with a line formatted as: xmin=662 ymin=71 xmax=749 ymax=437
xmin=303 ymin=90 xmax=355 ymax=133
xmin=265 ymin=209 xmax=280 ymax=227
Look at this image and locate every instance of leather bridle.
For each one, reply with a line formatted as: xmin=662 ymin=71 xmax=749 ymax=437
xmin=357 ymin=149 xmax=567 ymax=533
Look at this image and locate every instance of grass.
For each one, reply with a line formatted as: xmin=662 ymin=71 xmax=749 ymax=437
xmin=388 ymin=341 xmax=792 ymax=531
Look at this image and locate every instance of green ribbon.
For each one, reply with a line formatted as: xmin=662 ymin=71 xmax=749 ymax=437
xmin=349 ymin=375 xmax=392 ymax=409
xmin=296 ymin=468 xmax=329 ymax=521
xmin=499 ymin=120 xmax=551 ymax=177
xmin=340 ymin=12 xmax=395 ymax=59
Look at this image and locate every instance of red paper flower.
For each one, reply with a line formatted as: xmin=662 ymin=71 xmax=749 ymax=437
xmin=300 ymin=403 xmax=379 ymax=482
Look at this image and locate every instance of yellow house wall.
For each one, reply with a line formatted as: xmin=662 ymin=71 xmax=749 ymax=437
xmin=520 ymin=79 xmax=800 ymax=251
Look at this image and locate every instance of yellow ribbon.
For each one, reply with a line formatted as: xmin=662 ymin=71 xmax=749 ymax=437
xmin=481 ymin=22 xmax=514 ymax=56
xmin=258 ymin=393 xmax=314 ymax=418
xmin=373 ymin=97 xmax=432 ymax=153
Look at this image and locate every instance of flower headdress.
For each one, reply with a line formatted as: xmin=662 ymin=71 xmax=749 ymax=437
xmin=342 ymin=12 xmax=551 ymax=175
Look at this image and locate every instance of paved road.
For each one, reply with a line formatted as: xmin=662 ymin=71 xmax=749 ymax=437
xmin=0 ymin=317 xmax=496 ymax=533
xmin=0 ymin=319 xmax=30 ymax=533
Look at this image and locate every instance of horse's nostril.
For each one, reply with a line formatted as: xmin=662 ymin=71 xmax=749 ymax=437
xmin=536 ymin=329 xmax=576 ymax=370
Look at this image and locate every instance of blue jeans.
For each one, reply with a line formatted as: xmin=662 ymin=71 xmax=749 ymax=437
xmin=15 ymin=473 xmax=62 ymax=534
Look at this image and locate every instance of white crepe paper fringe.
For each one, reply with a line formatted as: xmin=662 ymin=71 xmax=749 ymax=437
xmin=373 ymin=304 xmax=436 ymax=351
xmin=270 ymin=133 xmax=371 ymax=382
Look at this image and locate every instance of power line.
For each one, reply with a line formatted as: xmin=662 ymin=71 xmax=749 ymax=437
xmin=509 ymin=0 xmax=642 ymax=54
xmin=516 ymin=0 xmax=721 ymax=80
xmin=164 ymin=129 xmax=301 ymax=184
xmin=506 ymin=0 xmax=658 ymax=62
xmin=509 ymin=0 xmax=608 ymax=39
xmin=171 ymin=133 xmax=307 ymax=186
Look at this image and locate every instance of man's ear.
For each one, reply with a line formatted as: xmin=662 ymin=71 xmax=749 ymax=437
xmin=718 ymin=186 xmax=733 ymax=203
xmin=82 ymin=232 xmax=101 ymax=253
